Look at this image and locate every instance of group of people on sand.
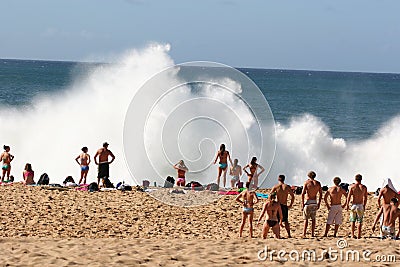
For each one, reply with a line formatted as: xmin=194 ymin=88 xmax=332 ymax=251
xmin=0 ymin=142 xmax=116 ymax=187
xmin=236 ymin=171 xmax=400 ymax=240
xmin=171 ymin=144 xmax=265 ymax=189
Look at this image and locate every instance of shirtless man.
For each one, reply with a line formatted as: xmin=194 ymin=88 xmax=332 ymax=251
xmin=1 ymin=145 xmax=14 ymax=182
xmin=94 ymin=142 xmax=115 ymax=186
xmin=345 ymin=174 xmax=368 ymax=239
xmin=235 ymin=182 xmax=259 ymax=238
xmin=377 ymin=182 xmax=399 ymax=208
xmin=214 ymin=144 xmax=233 ymax=188
xmin=75 ymin=147 xmax=91 ymax=184
xmin=301 ymin=171 xmax=322 ymax=238
xmin=323 ymin=177 xmax=347 ymax=237
xmin=230 ymin=159 xmax=242 ymax=189
xmin=257 ymin=192 xmax=283 ymax=239
xmin=372 ymin=198 xmax=400 ymax=239
xmin=270 ymin=174 xmax=294 ymax=238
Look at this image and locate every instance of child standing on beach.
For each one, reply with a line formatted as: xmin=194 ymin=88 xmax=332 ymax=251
xmin=235 ymin=182 xmax=259 ymax=238
xmin=75 ymin=147 xmax=91 ymax=184
xmin=1 ymin=145 xmax=14 ymax=182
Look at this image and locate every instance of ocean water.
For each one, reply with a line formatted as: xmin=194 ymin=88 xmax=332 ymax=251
xmin=0 ymin=45 xmax=400 ymax=189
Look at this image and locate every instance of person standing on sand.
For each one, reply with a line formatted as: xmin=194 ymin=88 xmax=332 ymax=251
xmin=213 ymin=144 xmax=233 ymax=188
xmin=372 ymin=198 xmax=400 ymax=239
xmin=1 ymin=145 xmax=14 ymax=182
xmin=173 ymin=160 xmax=188 ymax=187
xmin=301 ymin=171 xmax=322 ymax=238
xmin=235 ymin=182 xmax=259 ymax=238
xmin=75 ymin=147 xmax=91 ymax=185
xmin=94 ymin=142 xmax=115 ymax=187
xmin=323 ymin=177 xmax=347 ymax=237
xmin=243 ymin=157 xmax=265 ymax=189
xmin=257 ymin=192 xmax=283 ymax=239
xmin=270 ymin=174 xmax=294 ymax=238
xmin=345 ymin=174 xmax=368 ymax=239
xmin=229 ymin=159 xmax=242 ymax=189
xmin=377 ymin=179 xmax=399 ymax=208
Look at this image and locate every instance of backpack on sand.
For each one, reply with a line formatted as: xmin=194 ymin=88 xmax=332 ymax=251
xmin=37 ymin=173 xmax=50 ymax=185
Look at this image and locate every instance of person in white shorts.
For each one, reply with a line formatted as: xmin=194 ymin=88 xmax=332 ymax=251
xmin=323 ymin=177 xmax=347 ymax=237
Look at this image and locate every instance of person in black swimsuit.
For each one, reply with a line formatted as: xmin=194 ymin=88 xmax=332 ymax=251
xmin=257 ymin=192 xmax=283 ymax=239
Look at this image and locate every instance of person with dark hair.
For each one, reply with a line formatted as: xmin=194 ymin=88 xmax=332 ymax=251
xmin=372 ymin=198 xmax=400 ymax=239
xmin=243 ymin=157 xmax=265 ymax=189
xmin=345 ymin=174 xmax=368 ymax=239
xmin=235 ymin=181 xmax=259 ymax=238
xmin=75 ymin=147 xmax=91 ymax=184
xmin=257 ymin=192 xmax=283 ymax=239
xmin=301 ymin=171 xmax=322 ymax=238
xmin=94 ymin=142 xmax=115 ymax=187
xmin=323 ymin=177 xmax=347 ymax=237
xmin=213 ymin=144 xmax=233 ymax=188
xmin=22 ymin=163 xmax=35 ymax=185
xmin=1 ymin=145 xmax=14 ymax=182
xmin=270 ymin=174 xmax=294 ymax=238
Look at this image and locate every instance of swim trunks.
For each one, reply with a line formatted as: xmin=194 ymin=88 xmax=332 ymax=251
xmin=219 ymin=163 xmax=227 ymax=169
xmin=381 ymin=225 xmax=395 ymax=238
xmin=349 ymin=204 xmax=364 ymax=223
xmin=97 ymin=162 xmax=109 ymax=178
xmin=327 ymin=204 xmax=343 ymax=225
xmin=267 ymin=220 xmax=278 ymax=227
xmin=81 ymin=165 xmax=89 ymax=171
xmin=303 ymin=199 xmax=318 ymax=220
xmin=243 ymin=207 xmax=254 ymax=213
xmin=231 ymin=176 xmax=239 ymax=182
xmin=278 ymin=204 xmax=289 ymax=223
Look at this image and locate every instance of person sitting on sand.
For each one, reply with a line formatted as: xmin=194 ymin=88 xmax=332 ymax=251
xmin=270 ymin=174 xmax=294 ymax=238
xmin=75 ymin=147 xmax=91 ymax=184
xmin=1 ymin=145 xmax=14 ymax=182
xmin=213 ymin=144 xmax=233 ymax=188
xmin=301 ymin=171 xmax=322 ymax=238
xmin=323 ymin=177 xmax=347 ymax=237
xmin=173 ymin=160 xmax=188 ymax=187
xmin=243 ymin=157 xmax=265 ymax=189
xmin=235 ymin=182 xmax=259 ymax=238
xmin=94 ymin=142 xmax=115 ymax=187
xmin=257 ymin=192 xmax=283 ymax=239
xmin=229 ymin=159 xmax=242 ymax=189
xmin=372 ymin=198 xmax=400 ymax=239
xmin=345 ymin=174 xmax=368 ymax=239
xmin=22 ymin=163 xmax=35 ymax=185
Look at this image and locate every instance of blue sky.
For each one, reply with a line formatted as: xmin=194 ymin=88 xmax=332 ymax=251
xmin=1 ymin=0 xmax=399 ymax=73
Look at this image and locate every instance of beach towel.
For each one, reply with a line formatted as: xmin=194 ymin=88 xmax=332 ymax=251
xmin=218 ymin=191 xmax=239 ymax=195
xmin=256 ymin=193 xmax=269 ymax=199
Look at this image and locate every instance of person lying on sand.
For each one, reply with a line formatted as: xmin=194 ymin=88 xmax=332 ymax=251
xmin=257 ymin=192 xmax=283 ymax=239
xmin=372 ymin=198 xmax=400 ymax=239
xmin=270 ymin=174 xmax=294 ymax=238
xmin=323 ymin=177 xmax=347 ymax=237
xmin=345 ymin=174 xmax=368 ymax=239
xmin=235 ymin=182 xmax=259 ymax=238
xmin=301 ymin=171 xmax=322 ymax=238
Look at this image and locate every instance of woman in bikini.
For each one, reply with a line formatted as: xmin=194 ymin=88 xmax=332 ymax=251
xmin=75 ymin=147 xmax=91 ymax=184
xmin=257 ymin=192 xmax=284 ymax=239
xmin=173 ymin=160 xmax=188 ymax=187
xmin=230 ymin=159 xmax=242 ymax=189
xmin=235 ymin=181 xmax=259 ymax=237
xmin=243 ymin=156 xmax=265 ymax=189
xmin=213 ymin=144 xmax=233 ymax=188
xmin=22 ymin=163 xmax=35 ymax=185
xmin=1 ymin=145 xmax=14 ymax=183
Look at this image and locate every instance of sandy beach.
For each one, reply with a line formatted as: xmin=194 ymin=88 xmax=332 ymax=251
xmin=0 ymin=184 xmax=398 ymax=266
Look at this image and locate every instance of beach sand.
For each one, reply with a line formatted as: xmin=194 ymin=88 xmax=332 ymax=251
xmin=0 ymin=184 xmax=398 ymax=266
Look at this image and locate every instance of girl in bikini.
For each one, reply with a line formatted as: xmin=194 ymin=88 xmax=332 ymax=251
xmin=243 ymin=156 xmax=265 ymax=189
xmin=22 ymin=163 xmax=35 ymax=185
xmin=213 ymin=144 xmax=233 ymax=188
xmin=1 ymin=145 xmax=14 ymax=183
xmin=75 ymin=147 xmax=91 ymax=185
xmin=173 ymin=160 xmax=188 ymax=187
